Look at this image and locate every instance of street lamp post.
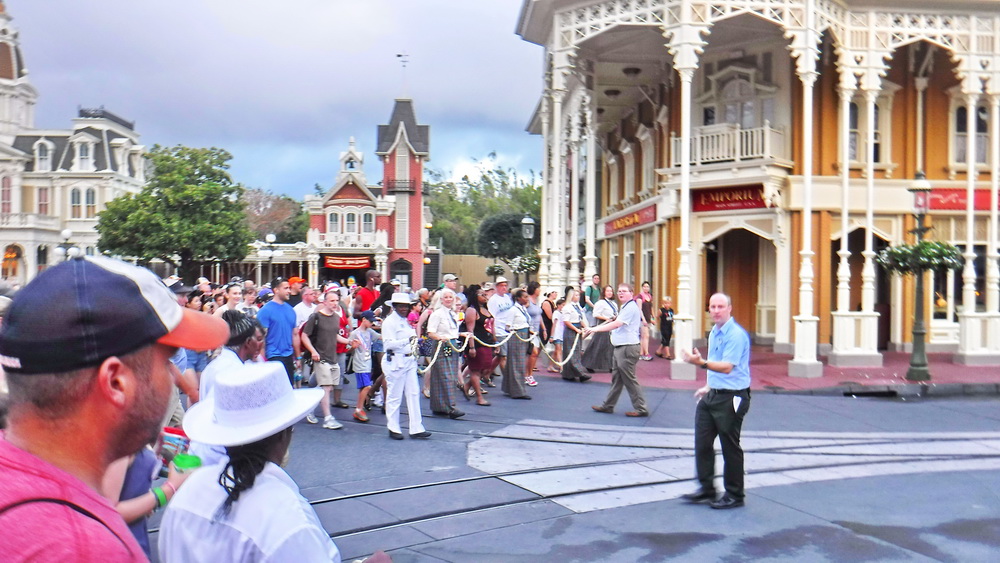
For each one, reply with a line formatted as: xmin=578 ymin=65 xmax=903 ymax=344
xmin=521 ymin=214 xmax=536 ymax=283
xmin=907 ymin=171 xmax=933 ymax=382
xmin=53 ymin=228 xmax=79 ymax=262
xmin=259 ymin=233 xmax=278 ymax=282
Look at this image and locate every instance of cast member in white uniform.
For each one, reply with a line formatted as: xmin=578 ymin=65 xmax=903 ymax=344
xmin=381 ymin=292 xmax=431 ymax=440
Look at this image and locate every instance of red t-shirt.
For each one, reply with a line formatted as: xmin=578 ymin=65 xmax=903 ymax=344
xmin=0 ymin=431 xmax=145 ymax=562
xmin=337 ymin=309 xmax=350 ymax=354
xmin=357 ymin=286 xmax=378 ymax=313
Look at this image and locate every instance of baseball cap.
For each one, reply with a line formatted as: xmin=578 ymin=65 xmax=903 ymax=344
xmin=0 ymin=256 xmax=228 ymax=374
xmin=162 ymin=275 xmax=193 ymax=294
xmin=443 ymin=274 xmax=458 ymax=282
xmin=359 ymin=310 xmax=377 ymax=322
xmin=288 ymin=276 xmax=305 ymax=286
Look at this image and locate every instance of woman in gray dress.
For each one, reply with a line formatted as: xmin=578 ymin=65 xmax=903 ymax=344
xmin=582 ymin=285 xmax=616 ymax=372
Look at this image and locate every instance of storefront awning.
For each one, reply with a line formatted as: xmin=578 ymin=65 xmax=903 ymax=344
xmin=324 ymin=256 xmax=372 ymax=269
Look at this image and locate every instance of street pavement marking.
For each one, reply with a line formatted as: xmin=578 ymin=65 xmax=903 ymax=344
xmin=467 ymin=422 xmax=1000 ymax=514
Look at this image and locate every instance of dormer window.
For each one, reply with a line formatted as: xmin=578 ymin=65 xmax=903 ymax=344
xmin=34 ymin=141 xmax=54 ymax=172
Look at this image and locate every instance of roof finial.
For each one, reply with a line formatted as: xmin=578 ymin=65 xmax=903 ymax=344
xmin=395 ymin=52 xmax=409 ymax=98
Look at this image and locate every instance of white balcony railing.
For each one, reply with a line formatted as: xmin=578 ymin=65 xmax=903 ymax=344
xmin=670 ymin=122 xmax=786 ymax=167
xmin=0 ymin=212 xmax=60 ymax=230
xmin=318 ymin=232 xmax=378 ymax=249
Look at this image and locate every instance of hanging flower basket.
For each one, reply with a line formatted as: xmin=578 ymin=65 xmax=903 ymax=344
xmin=875 ymin=241 xmax=964 ymax=276
xmin=485 ymin=264 xmax=506 ymax=277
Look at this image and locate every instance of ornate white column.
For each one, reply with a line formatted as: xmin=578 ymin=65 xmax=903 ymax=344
xmin=547 ymin=86 xmax=566 ymax=288
xmin=537 ymin=95 xmax=551 ymax=289
xmin=582 ymin=95 xmax=598 ymax=282
xmin=854 ymin=81 xmax=883 ymax=365
xmin=307 ymin=250 xmax=319 ymax=287
xmin=987 ymin=93 xmax=1000 ymax=352
xmin=665 ymin=7 xmax=705 ymax=381
xmin=789 ymin=6 xmax=823 ymax=377
xmin=567 ymin=130 xmax=581 ymax=283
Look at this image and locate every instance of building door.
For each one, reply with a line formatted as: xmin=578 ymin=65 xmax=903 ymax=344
xmin=705 ymin=229 xmax=764 ymax=338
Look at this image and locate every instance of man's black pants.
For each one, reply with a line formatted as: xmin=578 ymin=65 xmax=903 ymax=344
xmin=694 ymin=388 xmax=751 ymax=499
xmin=271 ymin=355 xmax=295 ymax=386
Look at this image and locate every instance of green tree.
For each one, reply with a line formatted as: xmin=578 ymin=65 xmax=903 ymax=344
xmin=97 ymin=145 xmax=253 ymax=282
xmin=476 ymin=213 xmax=540 ymax=263
xmin=424 ymin=155 xmax=541 ymax=254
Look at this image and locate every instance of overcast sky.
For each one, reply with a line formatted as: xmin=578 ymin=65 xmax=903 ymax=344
xmin=12 ymin=0 xmax=543 ymax=199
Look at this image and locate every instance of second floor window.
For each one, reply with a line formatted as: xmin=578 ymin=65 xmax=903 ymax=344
xmin=85 ymin=188 xmax=97 ymax=218
xmin=362 ymin=212 xmax=374 ymax=234
xmin=1 ymin=177 xmax=10 ymax=213
xmin=71 ymin=188 xmax=82 ymax=218
xmin=955 ymin=105 xmax=988 ymax=165
xmin=345 ymin=212 xmax=357 ymax=234
xmin=848 ymin=101 xmax=884 ymax=164
xmin=38 ymin=187 xmax=49 ymax=215
xmin=328 ymin=212 xmax=339 ymax=234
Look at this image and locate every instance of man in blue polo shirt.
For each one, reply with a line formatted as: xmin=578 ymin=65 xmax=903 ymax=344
xmin=681 ymin=292 xmax=751 ymax=509
xmin=257 ymin=277 xmax=298 ymax=385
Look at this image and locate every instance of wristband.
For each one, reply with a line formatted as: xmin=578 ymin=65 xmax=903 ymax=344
xmin=162 ymin=480 xmax=177 ymax=497
xmin=701 ymin=361 xmax=709 ymax=369
xmin=152 ymin=486 xmax=168 ymax=509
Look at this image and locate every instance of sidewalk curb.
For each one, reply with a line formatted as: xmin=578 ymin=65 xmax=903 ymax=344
xmin=762 ymin=383 xmax=1000 ymax=398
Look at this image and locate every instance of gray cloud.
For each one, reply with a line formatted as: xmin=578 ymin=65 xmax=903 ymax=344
xmin=12 ymin=0 xmax=542 ymax=196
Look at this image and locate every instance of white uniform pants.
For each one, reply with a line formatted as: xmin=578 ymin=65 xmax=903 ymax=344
xmin=383 ymin=356 xmax=426 ymax=435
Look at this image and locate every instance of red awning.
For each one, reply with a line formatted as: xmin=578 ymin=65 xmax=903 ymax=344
xmin=324 ymin=256 xmax=372 ymax=269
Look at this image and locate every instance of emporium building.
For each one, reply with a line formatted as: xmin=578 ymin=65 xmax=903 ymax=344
xmin=517 ymin=0 xmax=1000 ymax=377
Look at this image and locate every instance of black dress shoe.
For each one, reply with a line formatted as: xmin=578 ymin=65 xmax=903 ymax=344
xmin=512 ymin=395 xmax=532 ymax=400
xmin=579 ymin=374 xmax=592 ymax=382
xmin=410 ymin=431 xmax=432 ymax=438
xmin=448 ymin=409 xmax=465 ymax=419
xmin=681 ymin=490 xmax=716 ymax=504
xmin=586 ymin=368 xmax=595 ymax=373
xmin=388 ymin=430 xmax=404 ymax=440
xmin=709 ymin=495 xmax=744 ymax=509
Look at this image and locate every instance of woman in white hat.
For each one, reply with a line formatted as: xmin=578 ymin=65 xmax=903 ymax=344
xmin=158 ymin=362 xmax=340 ymax=562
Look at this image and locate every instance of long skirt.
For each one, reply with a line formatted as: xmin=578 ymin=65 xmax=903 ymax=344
xmin=561 ymin=323 xmax=589 ymax=380
xmin=430 ymin=350 xmax=459 ymax=413
xmin=581 ymin=331 xmax=614 ymax=371
xmin=502 ymin=328 xmax=530 ymax=398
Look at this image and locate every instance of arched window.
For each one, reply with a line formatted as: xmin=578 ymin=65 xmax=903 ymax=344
xmin=71 ymin=188 xmax=82 ymax=218
xmin=85 ymin=188 xmax=97 ymax=218
xmin=345 ymin=212 xmax=357 ymax=233
xmin=390 ymin=258 xmax=412 ymax=288
xmin=362 ymin=212 xmax=374 ymax=234
xmin=328 ymin=212 xmax=340 ymax=233
xmin=1 ymin=177 xmax=10 ymax=213
xmin=36 ymin=143 xmax=51 ymax=172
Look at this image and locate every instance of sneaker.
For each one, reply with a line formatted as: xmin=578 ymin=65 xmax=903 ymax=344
xmin=305 ymin=414 xmax=319 ymax=424
xmin=525 ymin=375 xmax=538 ymax=387
xmin=322 ymin=416 xmax=343 ymax=430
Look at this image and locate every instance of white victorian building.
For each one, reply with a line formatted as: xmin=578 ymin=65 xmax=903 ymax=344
xmin=518 ymin=0 xmax=1000 ymax=378
xmin=0 ymin=2 xmax=145 ymax=285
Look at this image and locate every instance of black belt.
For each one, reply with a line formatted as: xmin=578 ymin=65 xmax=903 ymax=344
xmin=614 ymin=343 xmax=640 ymax=348
xmin=710 ymin=388 xmax=749 ymax=394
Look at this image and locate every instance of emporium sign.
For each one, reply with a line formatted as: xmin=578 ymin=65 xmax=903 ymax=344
xmin=929 ymin=188 xmax=991 ymax=211
xmin=693 ymin=186 xmax=766 ymax=212
xmin=324 ymin=256 xmax=371 ymax=269
xmin=605 ymin=204 xmax=657 ymax=236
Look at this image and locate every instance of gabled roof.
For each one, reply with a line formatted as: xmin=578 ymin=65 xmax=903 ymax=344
xmin=376 ymin=99 xmax=429 ymax=155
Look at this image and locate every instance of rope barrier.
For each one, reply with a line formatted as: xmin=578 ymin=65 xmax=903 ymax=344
xmin=408 ymin=325 xmax=587 ymax=374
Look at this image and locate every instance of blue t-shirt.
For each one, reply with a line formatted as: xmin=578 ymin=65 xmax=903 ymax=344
xmin=707 ymin=317 xmax=751 ymax=390
xmin=257 ymin=301 xmax=296 ymax=358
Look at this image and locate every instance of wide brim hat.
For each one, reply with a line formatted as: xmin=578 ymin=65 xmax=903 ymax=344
xmin=183 ymin=362 xmax=322 ymax=447
xmin=389 ymin=291 xmax=414 ymax=305
xmin=495 ymin=276 xmax=509 ymax=285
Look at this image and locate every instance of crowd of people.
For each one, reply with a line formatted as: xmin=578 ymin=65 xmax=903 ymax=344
xmin=0 ymin=258 xmax=751 ymax=562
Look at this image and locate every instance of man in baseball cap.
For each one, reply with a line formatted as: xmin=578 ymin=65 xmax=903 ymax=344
xmin=0 ymin=256 xmax=228 ymax=561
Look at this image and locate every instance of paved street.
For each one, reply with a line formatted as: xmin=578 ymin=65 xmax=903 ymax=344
xmin=152 ymin=373 xmax=1000 ymax=562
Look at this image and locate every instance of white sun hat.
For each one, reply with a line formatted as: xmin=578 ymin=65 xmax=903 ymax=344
xmin=183 ymin=362 xmax=322 ymax=447
xmin=389 ymin=291 xmax=414 ymax=305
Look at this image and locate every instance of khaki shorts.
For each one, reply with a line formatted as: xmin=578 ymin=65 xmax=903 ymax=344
xmin=314 ymin=360 xmax=342 ymax=386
